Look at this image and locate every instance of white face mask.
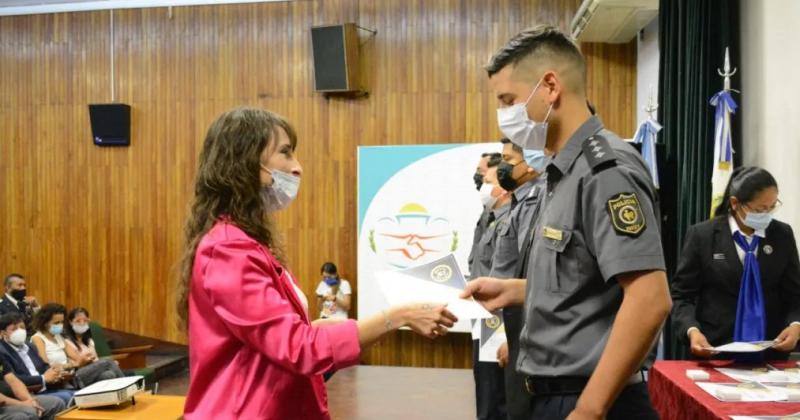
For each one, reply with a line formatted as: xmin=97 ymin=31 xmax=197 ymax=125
xmin=478 ymin=183 xmax=498 ymax=208
xmin=496 ymin=78 xmax=553 ymax=151
xmin=72 ymin=323 xmax=90 ymax=335
xmin=8 ymin=328 xmax=26 ymax=347
xmin=260 ymin=167 xmax=301 ymax=212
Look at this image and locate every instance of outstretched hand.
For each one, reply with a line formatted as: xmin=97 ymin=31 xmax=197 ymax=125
xmin=401 ymin=303 xmax=458 ymax=339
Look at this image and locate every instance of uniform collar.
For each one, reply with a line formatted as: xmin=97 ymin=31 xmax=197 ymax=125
xmin=511 ymin=177 xmax=538 ymax=205
xmin=491 ymin=202 xmax=511 ymax=219
xmin=547 ymin=116 xmax=604 ymax=177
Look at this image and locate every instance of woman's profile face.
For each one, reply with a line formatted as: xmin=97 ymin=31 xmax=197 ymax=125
xmin=260 ymin=127 xmax=302 ymax=187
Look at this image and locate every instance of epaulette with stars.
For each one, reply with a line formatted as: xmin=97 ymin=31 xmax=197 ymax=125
xmin=581 ymin=135 xmax=617 ymax=173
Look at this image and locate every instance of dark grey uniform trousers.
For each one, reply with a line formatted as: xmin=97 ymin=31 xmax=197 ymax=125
xmin=472 ymin=340 xmax=507 ymax=420
xmin=528 ymin=382 xmax=659 ymax=420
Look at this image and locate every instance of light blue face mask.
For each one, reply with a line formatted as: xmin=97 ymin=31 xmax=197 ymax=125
xmin=523 ymin=150 xmax=548 ymax=173
xmin=49 ymin=324 xmax=63 ymax=336
xmin=743 ymin=211 xmax=773 ymax=231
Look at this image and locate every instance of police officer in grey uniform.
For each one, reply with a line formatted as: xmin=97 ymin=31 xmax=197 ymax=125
xmin=468 ymin=153 xmax=497 ymax=279
xmin=463 ymin=26 xmax=672 ymax=420
xmin=471 ymin=153 xmax=510 ymax=420
xmin=490 ymin=138 xmax=546 ymax=420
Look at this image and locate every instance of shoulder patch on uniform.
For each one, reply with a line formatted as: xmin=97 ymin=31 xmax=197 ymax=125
xmin=607 ymin=192 xmax=646 ymax=237
xmin=582 ymin=135 xmax=617 ymax=171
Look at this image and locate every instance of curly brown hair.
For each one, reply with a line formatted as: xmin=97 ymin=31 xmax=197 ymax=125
xmin=177 ymin=107 xmax=297 ymax=330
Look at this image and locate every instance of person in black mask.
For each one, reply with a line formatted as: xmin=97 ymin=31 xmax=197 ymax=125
xmin=473 ymin=153 xmax=495 ymax=190
xmin=0 ymin=274 xmax=40 ymax=332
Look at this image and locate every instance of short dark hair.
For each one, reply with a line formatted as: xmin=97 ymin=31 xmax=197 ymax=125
xmin=320 ymin=262 xmax=338 ymax=276
xmin=486 ymin=153 xmax=502 ymax=168
xmin=715 ymin=167 xmax=778 ymax=217
xmin=486 ymin=25 xmax=586 ymax=91
xmin=4 ymin=273 xmax=23 ymax=288
xmin=0 ymin=313 xmax=24 ymax=331
xmin=32 ymin=303 xmax=67 ymax=333
xmin=499 ymin=137 xmax=523 ymax=154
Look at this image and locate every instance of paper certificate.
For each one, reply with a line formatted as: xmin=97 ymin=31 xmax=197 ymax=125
xmin=478 ymin=312 xmax=506 ymax=363
xmin=709 ymin=341 xmax=775 ymax=353
xmin=717 ymin=367 xmax=800 ymax=384
xmin=375 ymin=254 xmax=492 ymax=320
xmin=696 ymin=382 xmax=791 ymax=402
xmin=731 ymin=413 xmax=800 ymax=420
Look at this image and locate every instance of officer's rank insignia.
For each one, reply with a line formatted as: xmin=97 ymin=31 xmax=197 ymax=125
xmin=607 ymin=193 xmax=646 ymax=237
xmin=430 ymin=264 xmax=453 ymax=283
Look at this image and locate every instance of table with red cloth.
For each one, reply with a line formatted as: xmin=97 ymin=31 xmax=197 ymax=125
xmin=649 ymin=360 xmax=800 ymax=420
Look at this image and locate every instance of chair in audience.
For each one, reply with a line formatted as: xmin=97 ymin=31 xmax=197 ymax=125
xmin=89 ymin=321 xmax=154 ymax=383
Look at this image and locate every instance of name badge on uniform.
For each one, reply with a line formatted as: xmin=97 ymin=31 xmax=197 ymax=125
xmin=713 ymin=253 xmax=726 ymax=260
xmin=543 ymin=226 xmax=563 ymax=241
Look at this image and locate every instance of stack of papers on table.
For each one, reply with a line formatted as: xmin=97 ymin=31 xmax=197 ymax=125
xmin=716 ymin=366 xmax=800 ymax=384
xmin=696 ymin=382 xmax=792 ymax=402
xmin=730 ymin=413 xmax=800 ymax=420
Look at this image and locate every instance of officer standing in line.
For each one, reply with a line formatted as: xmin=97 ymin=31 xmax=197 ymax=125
xmin=471 ymin=152 xmax=511 ymax=420
xmin=490 ymin=138 xmax=546 ymax=420
xmin=468 ymin=153 xmax=497 ymax=279
xmin=462 ymin=26 xmax=672 ymax=420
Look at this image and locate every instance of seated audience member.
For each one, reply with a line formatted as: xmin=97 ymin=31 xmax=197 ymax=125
xmin=672 ymin=167 xmax=800 ymax=359
xmin=63 ymin=308 xmax=124 ymax=387
xmin=0 ymin=313 xmax=74 ymax=405
xmin=0 ymin=275 xmax=40 ymax=331
xmin=0 ymin=368 xmax=65 ymax=420
xmin=315 ymin=262 xmax=352 ymax=320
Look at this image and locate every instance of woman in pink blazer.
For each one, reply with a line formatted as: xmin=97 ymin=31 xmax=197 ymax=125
xmin=177 ymin=108 xmax=457 ymax=419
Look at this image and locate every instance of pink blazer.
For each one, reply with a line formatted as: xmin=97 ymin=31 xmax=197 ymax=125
xmin=183 ymin=221 xmax=361 ymax=419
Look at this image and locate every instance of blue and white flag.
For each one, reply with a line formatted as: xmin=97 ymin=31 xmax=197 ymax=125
xmin=632 ymin=117 xmax=662 ymax=188
xmin=709 ymin=90 xmax=738 ymax=216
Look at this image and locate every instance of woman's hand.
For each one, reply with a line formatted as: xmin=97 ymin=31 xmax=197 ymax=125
xmin=773 ymin=323 xmax=800 ymax=352
xmin=396 ymin=303 xmax=458 ymax=339
xmin=688 ymin=329 xmax=719 ymax=358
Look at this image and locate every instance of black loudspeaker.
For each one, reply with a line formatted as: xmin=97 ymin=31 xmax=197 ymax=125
xmin=310 ymin=23 xmax=360 ymax=92
xmin=88 ymin=103 xmax=131 ymax=146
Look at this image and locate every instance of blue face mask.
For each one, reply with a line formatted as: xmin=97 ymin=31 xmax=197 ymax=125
xmin=523 ymin=150 xmax=548 ymax=173
xmin=323 ymin=276 xmax=339 ymax=286
xmin=743 ymin=211 xmax=773 ymax=231
xmin=49 ymin=324 xmax=63 ymax=336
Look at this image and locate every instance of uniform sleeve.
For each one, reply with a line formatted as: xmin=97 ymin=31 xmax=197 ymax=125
xmin=340 ymin=280 xmax=352 ymax=295
xmin=670 ymin=224 xmax=704 ymax=343
xmin=779 ymin=225 xmax=800 ymax=324
xmin=201 ymin=240 xmax=361 ymax=376
xmin=582 ymin=164 xmax=665 ymax=281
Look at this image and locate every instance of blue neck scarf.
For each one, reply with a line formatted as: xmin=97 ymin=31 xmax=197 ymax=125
xmin=732 ymin=231 xmax=766 ymax=342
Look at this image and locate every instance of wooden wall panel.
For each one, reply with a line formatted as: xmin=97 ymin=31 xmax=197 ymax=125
xmin=0 ymin=0 xmax=635 ymax=368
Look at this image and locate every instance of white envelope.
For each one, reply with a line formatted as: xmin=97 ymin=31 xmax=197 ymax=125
xmin=375 ymin=270 xmax=492 ymax=319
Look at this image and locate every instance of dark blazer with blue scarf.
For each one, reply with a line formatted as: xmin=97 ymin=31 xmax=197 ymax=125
xmin=0 ymin=340 xmax=49 ymax=387
xmin=671 ymin=216 xmax=800 ymax=354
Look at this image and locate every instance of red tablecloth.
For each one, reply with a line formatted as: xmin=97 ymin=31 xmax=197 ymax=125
xmin=649 ymin=360 xmax=800 ymax=420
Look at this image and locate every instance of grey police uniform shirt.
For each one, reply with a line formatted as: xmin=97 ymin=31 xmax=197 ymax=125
xmin=490 ymin=176 xmax=546 ymax=279
xmin=517 ymin=116 xmax=665 ymax=378
xmin=468 ymin=206 xmax=494 ymax=280
xmin=473 ymin=203 xmax=512 ymax=279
